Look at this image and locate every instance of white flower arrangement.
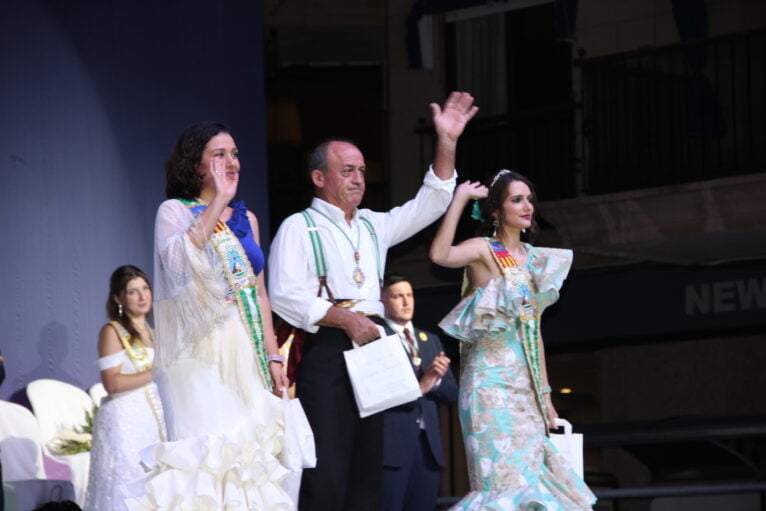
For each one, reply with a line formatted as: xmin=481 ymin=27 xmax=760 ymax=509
xmin=47 ymin=406 xmax=97 ymax=455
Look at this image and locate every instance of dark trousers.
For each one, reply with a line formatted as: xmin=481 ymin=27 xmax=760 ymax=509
xmin=381 ymin=430 xmax=441 ymax=511
xmin=297 ymin=324 xmax=383 ymax=511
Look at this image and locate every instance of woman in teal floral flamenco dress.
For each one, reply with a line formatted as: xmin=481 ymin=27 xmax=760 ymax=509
xmin=430 ymin=170 xmax=596 ymax=510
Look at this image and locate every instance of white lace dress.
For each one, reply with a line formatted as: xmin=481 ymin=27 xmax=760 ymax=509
xmin=123 ymin=199 xmax=297 ymax=510
xmin=84 ymin=348 xmax=166 ymax=511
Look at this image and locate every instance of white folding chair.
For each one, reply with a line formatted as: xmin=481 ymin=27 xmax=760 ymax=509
xmin=0 ymin=400 xmax=77 ymax=509
xmin=88 ymin=381 xmax=108 ymax=407
xmin=26 ymin=379 xmax=93 ymax=507
xmin=0 ymin=400 xmax=46 ymax=480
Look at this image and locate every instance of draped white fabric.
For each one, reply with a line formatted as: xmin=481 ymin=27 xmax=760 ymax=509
xmin=123 ymin=199 xmax=297 ymax=509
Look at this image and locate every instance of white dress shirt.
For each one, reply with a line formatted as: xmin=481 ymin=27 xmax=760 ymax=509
xmin=384 ymin=319 xmax=416 ymax=356
xmin=269 ymin=167 xmax=456 ymax=332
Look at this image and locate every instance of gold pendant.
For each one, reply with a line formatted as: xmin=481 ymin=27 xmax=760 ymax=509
xmin=353 ymin=266 xmax=365 ymax=287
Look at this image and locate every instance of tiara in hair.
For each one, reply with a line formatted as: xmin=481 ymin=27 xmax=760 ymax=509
xmin=490 ymin=169 xmax=511 ymax=188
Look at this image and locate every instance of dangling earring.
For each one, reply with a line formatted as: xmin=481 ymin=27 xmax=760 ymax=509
xmin=492 ymin=217 xmax=499 ymax=237
xmin=522 ymin=228 xmax=527 ymax=234
xmin=118 ymin=303 xmax=123 ymax=317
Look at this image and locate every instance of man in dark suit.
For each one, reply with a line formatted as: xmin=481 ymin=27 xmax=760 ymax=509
xmin=380 ymin=274 xmax=458 ymax=511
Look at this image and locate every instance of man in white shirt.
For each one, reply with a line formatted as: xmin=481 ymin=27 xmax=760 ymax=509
xmin=268 ymin=92 xmax=477 ymax=511
xmin=380 ymin=274 xmax=457 ymax=511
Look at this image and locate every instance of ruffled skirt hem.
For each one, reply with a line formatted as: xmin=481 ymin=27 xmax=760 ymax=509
xmin=124 ymin=414 xmax=294 ymax=511
xmin=454 ymin=437 xmax=596 ymax=511
xmin=450 ymin=481 xmax=595 ymax=511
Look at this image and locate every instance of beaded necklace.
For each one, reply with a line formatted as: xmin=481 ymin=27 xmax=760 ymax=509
xmin=309 ymin=207 xmax=366 ymax=287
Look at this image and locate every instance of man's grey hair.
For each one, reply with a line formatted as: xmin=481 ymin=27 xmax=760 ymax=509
xmin=307 ymin=138 xmax=361 ymax=174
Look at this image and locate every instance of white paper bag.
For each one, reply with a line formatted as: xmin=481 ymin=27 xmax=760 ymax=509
xmin=279 ymin=391 xmax=316 ymax=470
xmin=343 ymin=326 xmax=422 ymax=418
xmin=549 ymin=418 xmax=584 ymax=479
xmin=278 ymin=391 xmax=316 ymax=506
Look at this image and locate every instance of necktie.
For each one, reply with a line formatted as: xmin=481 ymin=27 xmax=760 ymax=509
xmin=403 ymin=328 xmax=421 ymax=372
xmin=404 ymin=328 xmax=425 ymax=429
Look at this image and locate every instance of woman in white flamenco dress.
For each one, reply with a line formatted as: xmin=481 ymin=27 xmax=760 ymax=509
xmin=84 ymin=265 xmax=166 ymax=511
xmin=125 ymin=122 xmax=309 ymax=510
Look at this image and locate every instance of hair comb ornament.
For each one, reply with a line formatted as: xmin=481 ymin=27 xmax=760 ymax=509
xmin=470 ymin=200 xmax=485 ymax=222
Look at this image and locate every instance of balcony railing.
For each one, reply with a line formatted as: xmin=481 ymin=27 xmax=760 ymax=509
xmin=580 ymin=28 xmax=766 ymax=194
xmin=417 ymin=29 xmax=766 ymax=200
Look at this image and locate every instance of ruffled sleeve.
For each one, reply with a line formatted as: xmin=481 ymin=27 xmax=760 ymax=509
xmin=438 ymin=245 xmax=573 ymax=343
xmin=226 ymin=200 xmax=265 ymax=275
xmin=526 ymin=245 xmax=573 ymax=312
xmin=226 ymin=200 xmax=249 ymax=238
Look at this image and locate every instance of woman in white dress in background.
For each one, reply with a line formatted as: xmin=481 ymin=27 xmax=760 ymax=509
xmin=84 ymin=265 xmax=166 ymax=511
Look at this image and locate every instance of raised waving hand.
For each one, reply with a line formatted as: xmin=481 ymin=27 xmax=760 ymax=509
xmin=431 ymin=91 xmax=479 ymax=143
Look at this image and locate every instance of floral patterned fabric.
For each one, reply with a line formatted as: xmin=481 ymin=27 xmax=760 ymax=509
xmin=439 ymin=244 xmax=596 ymax=510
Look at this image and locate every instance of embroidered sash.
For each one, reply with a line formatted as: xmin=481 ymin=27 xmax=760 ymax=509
xmin=486 ymin=238 xmax=549 ymax=428
xmin=109 ymin=321 xmax=166 ymax=441
xmin=179 ymin=199 xmax=272 ymax=390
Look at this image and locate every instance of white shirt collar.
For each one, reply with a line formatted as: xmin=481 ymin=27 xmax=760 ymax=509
xmin=385 ymin=318 xmax=414 ymax=336
xmin=310 ymin=197 xmax=358 ymax=224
